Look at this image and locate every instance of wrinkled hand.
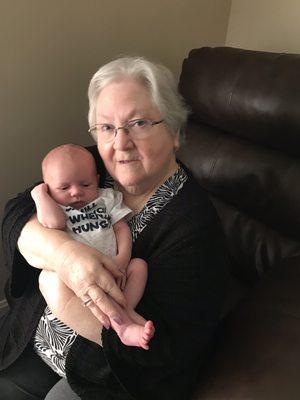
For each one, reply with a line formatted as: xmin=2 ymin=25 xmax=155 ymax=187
xmin=56 ymin=239 xmax=127 ymax=328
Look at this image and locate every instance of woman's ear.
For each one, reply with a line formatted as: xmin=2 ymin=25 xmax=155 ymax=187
xmin=174 ymin=132 xmax=180 ymax=152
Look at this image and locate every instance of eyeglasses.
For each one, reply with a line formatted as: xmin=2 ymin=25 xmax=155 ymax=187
xmin=88 ymin=118 xmax=164 ymax=142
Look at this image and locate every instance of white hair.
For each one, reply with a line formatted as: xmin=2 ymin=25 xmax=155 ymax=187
xmin=87 ymin=56 xmax=189 ymax=143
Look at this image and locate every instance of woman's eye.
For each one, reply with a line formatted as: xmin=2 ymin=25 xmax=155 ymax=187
xmin=131 ymin=119 xmax=148 ymax=128
xmin=60 ymin=187 xmax=68 ymax=191
xmin=100 ymin=124 xmax=114 ymax=132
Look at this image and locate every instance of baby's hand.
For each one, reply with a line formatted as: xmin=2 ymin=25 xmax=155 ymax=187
xmin=31 ymin=183 xmax=49 ymax=201
xmin=31 ymin=183 xmax=66 ymax=229
xmin=112 ymin=254 xmax=129 ymax=273
xmin=116 ymin=269 xmax=127 ymax=291
xmin=113 ymin=255 xmax=127 ymax=290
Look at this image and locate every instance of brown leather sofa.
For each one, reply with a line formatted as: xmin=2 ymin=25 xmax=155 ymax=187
xmin=178 ymin=47 xmax=300 ymax=400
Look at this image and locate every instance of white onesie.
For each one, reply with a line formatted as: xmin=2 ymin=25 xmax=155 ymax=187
xmin=61 ymin=188 xmax=132 ymax=257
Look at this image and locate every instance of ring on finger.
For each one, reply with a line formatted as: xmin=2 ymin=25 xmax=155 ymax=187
xmin=82 ymin=296 xmax=93 ymax=307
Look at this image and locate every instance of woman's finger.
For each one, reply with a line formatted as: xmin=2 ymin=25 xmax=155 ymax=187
xmin=83 ymin=298 xmax=111 ymax=329
xmin=86 ymin=285 xmax=125 ymax=325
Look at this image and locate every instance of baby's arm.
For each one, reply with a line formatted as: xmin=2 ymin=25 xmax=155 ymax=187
xmin=31 ymin=183 xmax=66 ymax=229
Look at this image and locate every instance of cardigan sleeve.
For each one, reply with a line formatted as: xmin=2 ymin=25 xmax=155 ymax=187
xmin=100 ymin=181 xmax=229 ymax=399
xmin=2 ymin=186 xmax=39 ymax=298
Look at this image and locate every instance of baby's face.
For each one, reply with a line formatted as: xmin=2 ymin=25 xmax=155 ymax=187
xmin=44 ymin=154 xmax=99 ymax=209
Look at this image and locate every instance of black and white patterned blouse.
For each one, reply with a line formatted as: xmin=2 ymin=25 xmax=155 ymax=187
xmin=32 ymin=166 xmax=188 ymax=377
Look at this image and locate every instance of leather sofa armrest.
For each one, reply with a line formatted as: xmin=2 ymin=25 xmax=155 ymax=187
xmin=193 ymin=254 xmax=300 ymax=400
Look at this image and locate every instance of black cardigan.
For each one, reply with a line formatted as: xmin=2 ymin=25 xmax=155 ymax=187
xmin=1 ymin=158 xmax=228 ymax=400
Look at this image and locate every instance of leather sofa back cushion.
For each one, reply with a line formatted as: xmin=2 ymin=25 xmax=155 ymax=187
xmin=178 ymin=47 xmax=300 ymax=284
xmin=179 ymin=47 xmax=300 ymax=157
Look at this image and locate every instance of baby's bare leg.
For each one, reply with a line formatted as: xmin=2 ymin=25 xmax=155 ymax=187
xmin=39 ymin=270 xmax=102 ymax=344
xmin=39 ymin=270 xmax=74 ymax=315
xmin=109 ymin=298 xmax=155 ymax=351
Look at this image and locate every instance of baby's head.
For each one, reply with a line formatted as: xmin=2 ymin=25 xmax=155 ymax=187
xmin=42 ymin=144 xmax=99 ymax=209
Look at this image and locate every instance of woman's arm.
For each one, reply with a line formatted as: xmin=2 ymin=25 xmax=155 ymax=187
xmin=17 ymin=215 xmax=127 ymax=328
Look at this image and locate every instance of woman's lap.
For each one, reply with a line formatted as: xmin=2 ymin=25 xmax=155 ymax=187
xmin=0 ymin=344 xmax=60 ymax=400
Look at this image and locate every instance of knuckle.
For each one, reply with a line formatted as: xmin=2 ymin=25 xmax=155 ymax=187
xmin=103 ymin=280 xmax=116 ymax=296
xmin=78 ymin=282 xmax=97 ymax=297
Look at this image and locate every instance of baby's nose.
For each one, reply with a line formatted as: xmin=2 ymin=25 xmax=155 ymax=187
xmin=70 ymin=186 xmax=82 ymax=197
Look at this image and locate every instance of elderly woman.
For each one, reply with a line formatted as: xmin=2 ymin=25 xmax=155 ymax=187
xmin=0 ymin=57 xmax=228 ymax=400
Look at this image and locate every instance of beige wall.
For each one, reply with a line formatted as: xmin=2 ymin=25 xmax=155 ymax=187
xmin=226 ymin=0 xmax=300 ymax=53
xmin=0 ymin=0 xmax=231 ymax=301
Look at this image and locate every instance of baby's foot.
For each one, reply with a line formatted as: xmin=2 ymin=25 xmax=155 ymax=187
xmin=139 ymin=320 xmax=155 ymax=350
xmin=117 ymin=320 xmax=155 ymax=350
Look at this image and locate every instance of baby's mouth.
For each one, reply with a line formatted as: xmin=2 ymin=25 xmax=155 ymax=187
xmin=72 ymin=201 xmax=86 ymax=209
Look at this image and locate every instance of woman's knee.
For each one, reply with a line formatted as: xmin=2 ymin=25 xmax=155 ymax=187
xmin=127 ymin=259 xmax=148 ymax=287
xmin=127 ymin=258 xmax=148 ymax=276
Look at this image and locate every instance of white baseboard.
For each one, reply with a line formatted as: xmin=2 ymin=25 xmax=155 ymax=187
xmin=0 ymin=299 xmax=8 ymax=309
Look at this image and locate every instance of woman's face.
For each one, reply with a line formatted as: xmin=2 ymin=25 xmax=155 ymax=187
xmin=96 ymin=79 xmax=179 ymax=195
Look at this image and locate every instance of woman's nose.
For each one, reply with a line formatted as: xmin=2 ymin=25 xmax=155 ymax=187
xmin=70 ymin=186 xmax=82 ymax=197
xmin=113 ymin=128 xmax=134 ymax=150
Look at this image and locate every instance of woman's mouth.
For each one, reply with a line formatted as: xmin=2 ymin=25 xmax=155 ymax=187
xmin=118 ymin=159 xmax=139 ymax=164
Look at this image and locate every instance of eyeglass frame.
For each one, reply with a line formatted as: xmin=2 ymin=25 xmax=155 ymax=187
xmin=88 ymin=118 xmax=164 ymax=140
